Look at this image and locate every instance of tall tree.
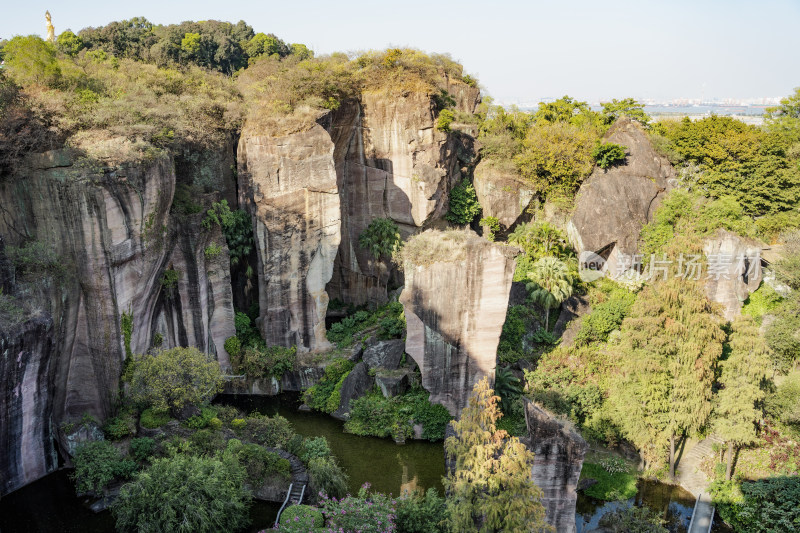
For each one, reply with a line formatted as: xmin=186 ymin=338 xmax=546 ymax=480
xmin=715 ymin=315 xmax=772 ymax=480
xmin=608 ymin=278 xmax=725 ymax=475
xmin=525 ymin=256 xmax=573 ymax=331
xmin=444 ymin=378 xmax=549 ymax=533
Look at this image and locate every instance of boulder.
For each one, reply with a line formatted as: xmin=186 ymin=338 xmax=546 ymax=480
xmin=703 ymin=228 xmax=764 ymax=319
xmin=401 ymin=230 xmax=516 ymax=415
xmin=552 ymin=294 xmax=591 ymax=346
xmin=473 ymin=159 xmax=535 ymax=230
xmin=362 ymin=339 xmax=405 ymax=371
xmin=375 ymin=372 xmax=410 ymax=398
xmin=524 ymin=399 xmax=588 ymax=533
xmin=567 ymin=118 xmax=675 ymax=277
xmin=331 ymin=362 xmax=374 ymax=420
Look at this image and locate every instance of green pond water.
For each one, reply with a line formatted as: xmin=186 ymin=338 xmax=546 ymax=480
xmin=0 ymin=392 xmax=732 ymax=533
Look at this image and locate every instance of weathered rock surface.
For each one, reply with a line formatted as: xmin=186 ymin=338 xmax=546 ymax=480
xmin=332 ymin=362 xmax=374 ymax=420
xmin=523 ymin=399 xmax=587 ymax=533
xmin=703 ymin=229 xmax=764 ymax=319
xmin=553 ymin=294 xmax=591 ymax=346
xmin=473 ymin=160 xmax=535 ymax=230
xmin=401 ymin=232 xmax=516 ymax=415
xmin=0 ymin=145 xmax=236 ymax=495
xmin=362 ymin=339 xmax=405 ymax=370
xmin=568 ymin=118 xmax=675 ymax=276
xmin=376 ymin=372 xmax=410 ymax=398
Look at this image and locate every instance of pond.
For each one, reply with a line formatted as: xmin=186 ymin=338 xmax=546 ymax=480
xmin=0 ymin=392 xmax=732 ymax=532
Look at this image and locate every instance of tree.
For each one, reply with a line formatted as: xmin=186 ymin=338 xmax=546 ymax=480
xmin=608 ymin=279 xmax=724 ymax=475
xmin=359 ymin=217 xmax=402 ymax=260
xmin=507 ymin=222 xmax=570 ymax=260
xmin=600 ymin=98 xmax=650 ymax=126
xmin=113 ymin=454 xmax=251 ymax=533
xmin=56 ymin=30 xmax=85 ymax=57
xmin=715 ymin=315 xmax=772 ymax=479
xmin=494 ymin=366 xmax=522 ymax=414
xmin=1 ymin=35 xmax=62 ymax=87
xmin=445 ymin=179 xmax=481 ymax=225
xmin=444 ymin=377 xmax=549 ymax=532
xmin=129 ymin=347 xmax=224 ymax=415
xmin=525 ymin=256 xmax=573 ymax=331
xmin=592 ymin=142 xmax=627 ymax=169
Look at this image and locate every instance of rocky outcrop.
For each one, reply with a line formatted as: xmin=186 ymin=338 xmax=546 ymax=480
xmin=568 ymin=118 xmax=675 ymax=277
xmin=362 ymin=339 xmax=405 ymax=371
xmin=473 ymin=160 xmax=535 ymax=230
xmin=332 ymin=362 xmax=374 ymax=420
xmin=552 ymin=294 xmax=591 ymax=346
xmin=0 ymin=144 xmax=236 ymax=495
xmin=400 ymin=231 xmax=515 ymax=415
xmin=703 ymin=229 xmax=764 ymax=319
xmin=523 ymin=399 xmax=587 ymax=533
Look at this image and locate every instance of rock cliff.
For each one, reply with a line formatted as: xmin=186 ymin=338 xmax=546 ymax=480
xmin=400 ymin=230 xmax=515 ymax=415
xmin=704 ymin=229 xmax=764 ymax=319
xmin=473 ymin=159 xmax=535 ymax=231
xmin=523 ymin=399 xmax=587 ymax=533
xmin=0 ymin=143 xmax=236 ymax=495
xmin=568 ymin=118 xmax=675 ymax=276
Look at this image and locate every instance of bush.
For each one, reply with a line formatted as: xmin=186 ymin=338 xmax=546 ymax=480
xmin=73 ymin=441 xmax=137 ymax=494
xmin=575 ymin=286 xmax=636 ymax=345
xmin=129 ymin=437 xmax=155 ymax=462
xmin=326 ymin=301 xmax=404 ymax=347
xmin=278 ymin=504 xmax=324 ymax=531
xmin=345 ymin=390 xmax=452 ymax=441
xmin=112 ymin=454 xmax=251 ymax=533
xmin=598 ymin=506 xmax=667 ymax=533
xmin=300 ymin=436 xmax=332 ymax=463
xmin=303 ymin=358 xmax=355 ymax=412
xmin=359 ymin=217 xmax=403 ymax=260
xmin=497 ymin=304 xmax=538 ymax=364
xmin=2 ymin=36 xmax=62 ymax=88
xmin=742 ymin=282 xmax=783 ymax=324
xmin=445 ymin=180 xmax=480 ymax=225
xmin=436 ymin=109 xmax=455 ymax=132
xmin=592 ymin=142 xmax=627 ymax=169
xmin=189 ymin=429 xmax=227 ymax=456
xmin=396 ymin=488 xmax=447 ymax=533
xmin=710 ymin=477 xmax=800 ymax=533
xmin=224 ymin=336 xmax=241 ymax=359
xmin=183 ymin=406 xmax=219 ymax=429
xmin=234 ymin=442 xmax=291 ymax=485
xmin=102 ymin=412 xmax=136 ymax=440
xmin=308 ymin=456 xmax=349 ymax=499
xmin=129 ymin=347 xmax=224 ymax=414
xmin=233 ymin=344 xmax=297 ymax=379
xmin=241 ymin=414 xmax=295 ymax=448
xmin=139 ymin=408 xmax=170 ymax=429
xmin=479 ymin=216 xmax=501 ymax=241
xmin=765 ymin=372 xmax=800 ymax=431
xmin=319 ymin=484 xmax=397 ymax=532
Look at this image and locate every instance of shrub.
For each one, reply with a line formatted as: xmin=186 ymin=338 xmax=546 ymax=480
xmin=73 ymin=441 xmax=137 ymax=494
xmin=128 ymin=347 xmax=224 ymax=414
xmin=436 ymin=109 xmax=455 ymax=132
xmin=183 ymin=406 xmax=218 ymax=429
xmin=359 ymin=217 xmax=403 ymax=260
xmin=2 ymin=36 xmax=62 ymax=88
xmin=710 ymin=477 xmax=800 ymax=533
xmin=234 ymin=442 xmax=291 ymax=485
xmin=231 ymin=418 xmax=246 ymax=431
xmin=497 ymin=304 xmax=538 ymax=364
xmin=112 ymin=455 xmax=251 ymax=533
xmin=319 ymin=484 xmax=397 ymax=532
xmin=224 ymin=335 xmax=241 ymax=359
xmin=159 ymin=269 xmax=180 ymax=296
xmin=479 ymin=216 xmax=501 ymax=241
xmin=189 ymin=429 xmax=227 ymax=456
xmin=445 ymin=180 xmax=480 ymax=225
xmin=202 ymin=201 xmax=254 ymax=267
xmin=300 ymin=437 xmax=332 ymax=463
xmin=233 ymin=344 xmax=297 ymax=379
xmin=241 ymin=414 xmax=295 ymax=448
xmin=592 ymin=142 xmax=627 ymax=169
xmin=308 ymin=456 xmax=349 ymax=499
xmin=742 ymin=282 xmax=783 ymax=324
xmin=345 ymin=390 xmax=452 ymax=441
xmin=304 ymin=359 xmax=355 ymax=411
xmin=129 ymin=437 xmax=156 ymax=462
xmin=102 ymin=412 xmax=136 ymax=440
xmin=139 ymin=408 xmax=170 ymax=429
xmin=575 ymin=287 xmax=636 ymax=345
xmin=396 ymin=488 xmax=447 ymax=533
xmin=765 ymin=372 xmax=800 ymax=431
xmin=598 ymin=506 xmax=667 ymax=533
xmin=278 ymin=504 xmax=324 ymax=531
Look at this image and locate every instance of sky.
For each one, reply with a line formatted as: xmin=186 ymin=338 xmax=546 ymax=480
xmin=2 ymin=0 xmax=799 ymax=103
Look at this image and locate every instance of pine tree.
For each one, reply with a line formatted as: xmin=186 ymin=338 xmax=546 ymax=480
xmin=608 ymin=278 xmax=724 ymax=475
xmin=714 ymin=315 xmax=772 ymax=480
xmin=444 ymin=377 xmax=550 ymax=532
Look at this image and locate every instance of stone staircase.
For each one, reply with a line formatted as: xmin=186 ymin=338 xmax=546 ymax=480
xmin=676 ymin=434 xmax=725 ymax=497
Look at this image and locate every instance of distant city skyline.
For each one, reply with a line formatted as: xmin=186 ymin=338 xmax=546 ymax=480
xmin=1 ymin=0 xmax=798 ymax=103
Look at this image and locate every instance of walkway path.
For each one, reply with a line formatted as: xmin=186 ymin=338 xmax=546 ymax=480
xmin=675 ymin=434 xmax=724 ymax=533
xmin=270 ymin=448 xmax=309 ymax=527
xmin=687 ymin=492 xmax=716 ymax=533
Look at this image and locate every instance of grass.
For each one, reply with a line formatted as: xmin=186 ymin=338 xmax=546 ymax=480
xmin=397 ymin=228 xmax=472 ymax=268
xmin=579 ymin=461 xmax=638 ymax=501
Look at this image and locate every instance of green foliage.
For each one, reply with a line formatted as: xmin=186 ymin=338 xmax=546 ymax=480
xmin=119 ymin=310 xmax=133 ymax=360
xmin=600 ymin=98 xmax=650 ymax=126
xmin=396 ymin=488 xmax=448 ymax=533
xmin=56 ymin=31 xmax=85 ymax=57
xmin=159 ymin=269 xmax=180 ymax=296
xmin=445 ymin=179 xmax=481 ymax=225
xmin=579 ymin=462 xmax=638 ymax=501
xmin=112 ymin=454 xmax=251 ymax=533
xmin=279 ymin=504 xmax=324 ymax=530
xmin=102 ymin=412 xmax=136 ymax=440
xmin=203 ymin=242 xmax=222 ymax=259
xmin=129 ymin=437 xmax=155 ymax=462
xmin=233 ymin=344 xmax=297 ymax=379
xmin=308 ymin=456 xmax=349 ymax=499
xmin=300 ymin=436 xmax=332 ymax=463
xmin=494 ymin=367 xmax=522 ymax=414
xmin=326 ymin=301 xmax=404 ymax=347
xmin=575 ymin=285 xmax=636 ymax=345
xmin=592 ymin=142 xmax=627 ymax=169
xmin=444 ymin=378 xmax=547 ymax=532
xmin=128 ymin=347 xmax=224 ymax=413
xmin=508 ymin=221 xmax=571 ymax=261
xmin=73 ymin=440 xmax=137 ymax=494
xmin=232 ymin=441 xmax=291 ymax=485
xmin=598 ymin=505 xmax=668 ymax=533
xmin=224 ymin=335 xmax=241 ymax=359
xmin=345 ymin=390 xmax=452 ymax=441
xmin=139 ymin=408 xmax=170 ymax=429
xmin=765 ymin=371 xmax=800 ymax=432
xmin=6 ymin=240 xmax=65 ymax=279
xmin=234 ymin=311 xmax=261 ymax=347
xmin=497 ymin=304 xmax=538 ymax=364
xmin=359 ymin=217 xmax=403 ymax=260
xmin=476 ymin=100 xmax=533 ymax=160
xmin=183 ymin=406 xmax=219 ymax=430
xmin=238 ymin=414 xmax=295 ymax=448
xmin=436 ymin=109 xmax=455 ymax=132
xmin=710 ymin=477 xmax=800 ymax=533
xmin=479 ymin=216 xmax=500 ymax=241
xmin=2 ymin=36 xmax=62 ymax=87
xmin=202 ymin=201 xmax=253 ymax=267
xmin=304 ymin=358 xmax=355 ymax=412
xmin=526 ymin=256 xmax=573 ymax=331
xmin=319 ymin=484 xmax=397 ymax=532
xmin=0 ymin=290 xmax=25 ymax=330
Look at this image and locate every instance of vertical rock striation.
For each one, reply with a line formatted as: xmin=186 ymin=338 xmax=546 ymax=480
xmin=473 ymin=160 xmax=535 ymax=231
xmin=400 ymin=231 xmax=515 ymax=415
xmin=523 ymin=399 xmax=587 ymax=533
xmin=703 ymin=228 xmax=764 ymax=319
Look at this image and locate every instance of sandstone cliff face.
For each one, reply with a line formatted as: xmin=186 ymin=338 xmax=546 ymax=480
xmin=400 ymin=232 xmax=515 ymax=415
xmin=523 ymin=399 xmax=587 ymax=533
xmin=0 ymin=145 xmax=236 ymax=495
xmin=704 ymin=229 xmax=764 ymax=319
xmin=473 ymin=160 xmax=535 ymax=230
xmin=568 ymin=118 xmax=675 ymax=276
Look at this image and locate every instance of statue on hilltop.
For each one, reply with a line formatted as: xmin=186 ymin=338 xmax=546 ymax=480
xmin=45 ymin=11 xmax=55 ymax=43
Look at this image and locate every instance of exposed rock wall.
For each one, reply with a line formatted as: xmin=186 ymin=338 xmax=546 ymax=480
xmin=0 ymin=145 xmax=236 ymax=494
xmin=704 ymin=229 xmax=764 ymax=319
xmin=473 ymin=160 xmax=535 ymax=231
xmin=400 ymin=232 xmax=515 ymax=415
xmin=568 ymin=118 xmax=675 ymax=276
xmin=523 ymin=399 xmax=587 ymax=533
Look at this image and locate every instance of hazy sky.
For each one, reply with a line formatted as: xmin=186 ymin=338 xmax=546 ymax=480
xmin=2 ymin=0 xmax=798 ymax=103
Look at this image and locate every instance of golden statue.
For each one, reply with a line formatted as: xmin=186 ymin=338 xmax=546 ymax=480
xmin=45 ymin=11 xmax=55 ymax=43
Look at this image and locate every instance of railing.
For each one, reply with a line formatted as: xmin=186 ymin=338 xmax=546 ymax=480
xmin=274 ymin=483 xmax=293 ymax=527
xmin=687 ymin=492 xmax=715 ymax=533
xmin=297 ymin=484 xmax=306 ymax=505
